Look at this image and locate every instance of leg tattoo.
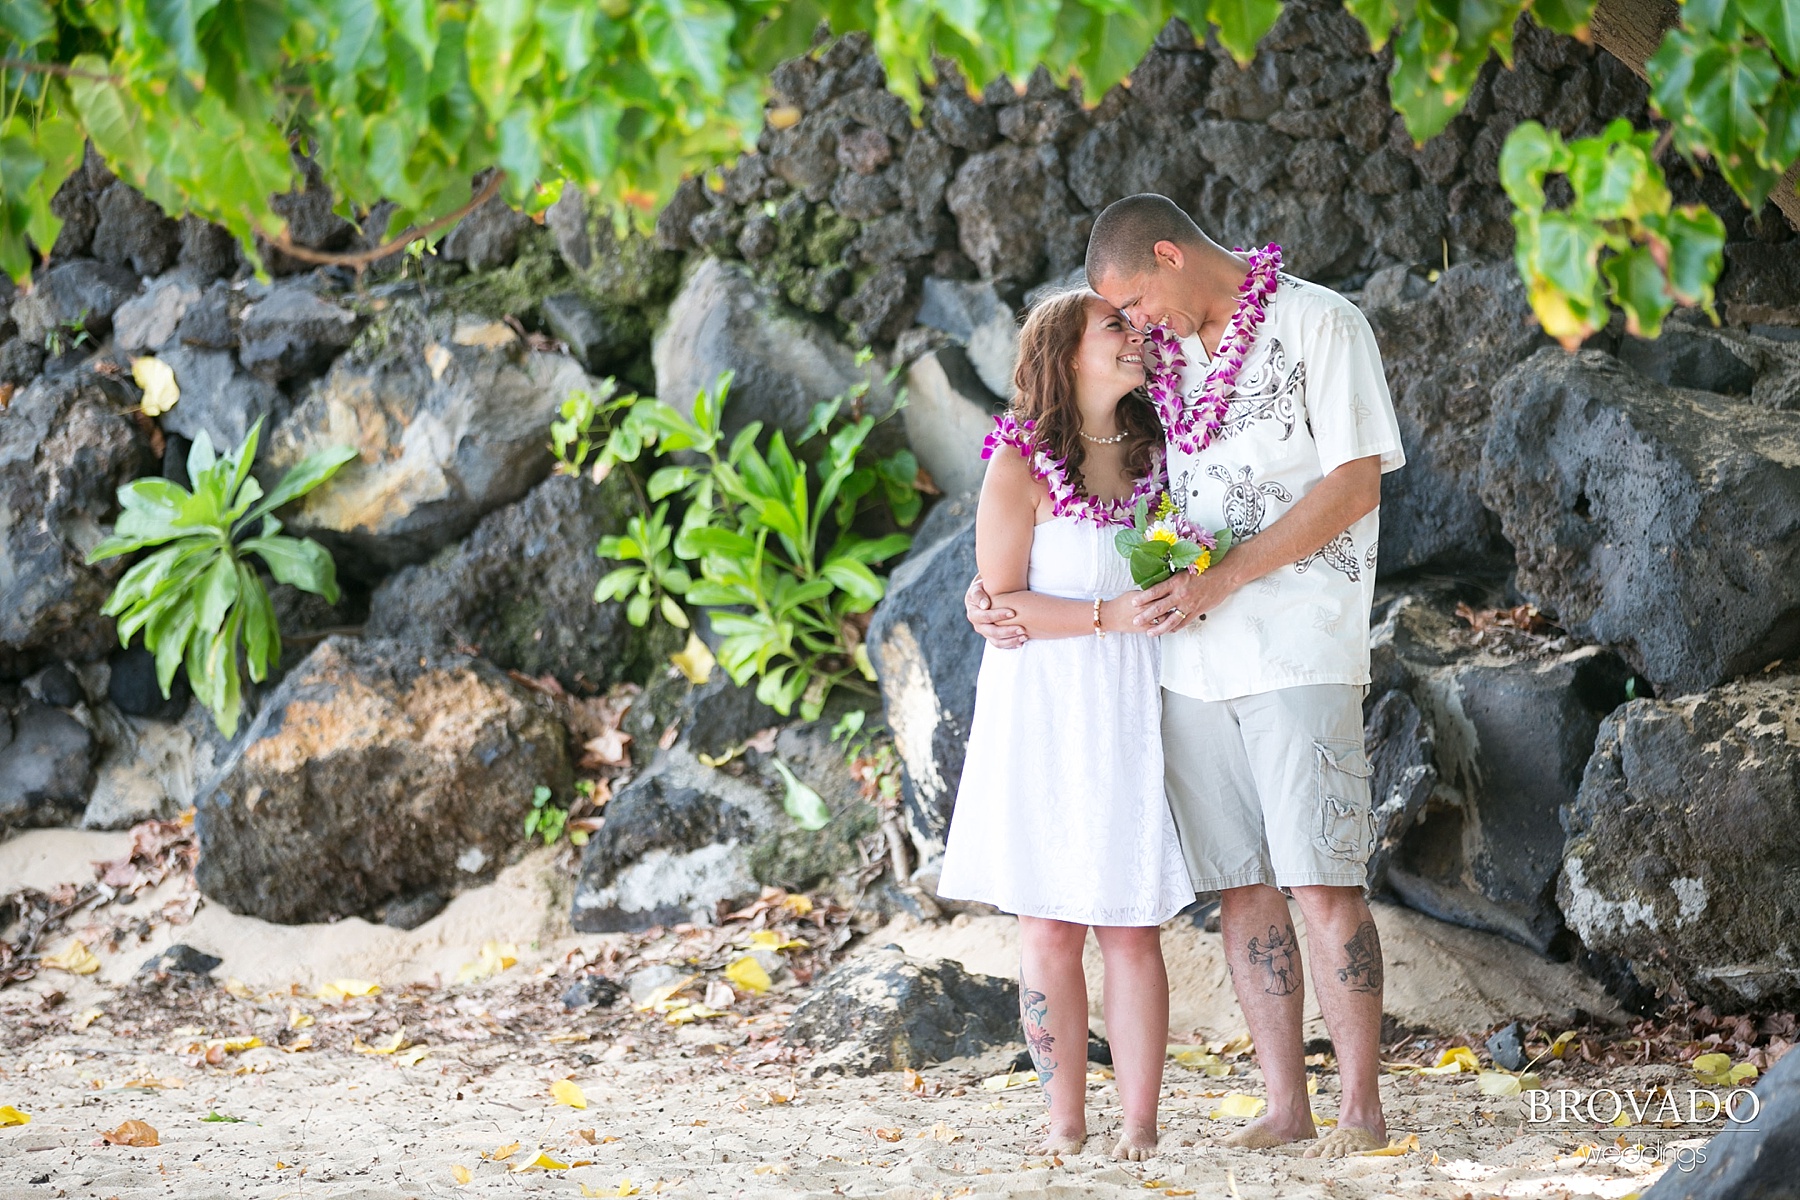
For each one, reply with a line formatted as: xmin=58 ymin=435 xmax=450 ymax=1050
xmin=1336 ymin=920 xmax=1383 ymax=993
xmin=1020 ymin=986 xmax=1058 ymax=1103
xmin=1246 ymin=923 xmax=1302 ymax=996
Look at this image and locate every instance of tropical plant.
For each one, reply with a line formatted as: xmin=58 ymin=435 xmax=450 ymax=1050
xmin=1 ymin=0 xmax=1792 ymax=346
xmin=553 ymin=366 xmax=917 ymax=720
xmin=87 ymin=420 xmax=356 ymax=737
xmin=523 ymin=785 xmax=571 ymax=846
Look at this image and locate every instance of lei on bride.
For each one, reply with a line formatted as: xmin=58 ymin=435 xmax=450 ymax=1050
xmin=1144 ymin=243 xmax=1283 ymax=457
xmin=979 ymin=415 xmax=1165 ymax=529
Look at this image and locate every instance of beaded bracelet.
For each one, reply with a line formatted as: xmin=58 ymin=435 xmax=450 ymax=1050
xmin=1092 ymin=597 xmax=1105 ymax=639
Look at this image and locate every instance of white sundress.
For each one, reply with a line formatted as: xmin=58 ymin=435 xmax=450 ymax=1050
xmin=935 ymin=514 xmax=1194 ymax=926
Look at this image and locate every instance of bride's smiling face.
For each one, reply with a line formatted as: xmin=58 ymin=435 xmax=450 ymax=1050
xmin=1072 ymin=299 xmax=1145 ymax=396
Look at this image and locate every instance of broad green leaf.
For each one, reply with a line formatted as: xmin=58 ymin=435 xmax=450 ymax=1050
xmin=1601 ymin=244 xmax=1674 ymax=338
xmin=236 ymin=560 xmax=278 ymax=681
xmin=594 ymin=565 xmax=644 ymax=602
xmin=1652 ymin=204 xmax=1727 ymax=307
xmin=242 ymin=444 xmax=358 ymax=527
xmin=632 ymin=0 xmax=735 ymax=97
xmin=0 ymin=0 xmax=56 ymax=45
xmin=626 ymin=591 xmax=652 ymax=626
xmin=1499 ymin=121 xmax=1561 ymax=208
xmin=144 ymin=0 xmax=224 ymax=83
xmin=194 ymin=551 xmax=241 ymax=639
xmin=771 ymin=758 xmax=830 ymax=830
xmin=242 ymin=535 xmax=340 ymax=602
xmin=1529 ymin=0 xmax=1594 ymax=36
xmin=1742 ymin=0 xmax=1800 ymax=71
xmin=658 ymin=593 xmax=690 ymax=628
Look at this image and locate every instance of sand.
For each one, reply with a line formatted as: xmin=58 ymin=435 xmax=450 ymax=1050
xmin=1 ymin=829 xmax=1688 ymax=1199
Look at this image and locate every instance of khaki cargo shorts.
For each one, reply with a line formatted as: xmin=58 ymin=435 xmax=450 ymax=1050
xmin=1161 ymin=683 xmax=1374 ymax=891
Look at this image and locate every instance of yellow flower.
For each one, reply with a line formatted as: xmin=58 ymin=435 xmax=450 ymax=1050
xmin=1148 ymin=528 xmax=1178 ymax=546
xmin=1193 ymin=550 xmax=1212 ymax=573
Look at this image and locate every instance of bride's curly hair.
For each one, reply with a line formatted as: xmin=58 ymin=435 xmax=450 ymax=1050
xmin=1009 ymin=289 xmax=1161 ymax=496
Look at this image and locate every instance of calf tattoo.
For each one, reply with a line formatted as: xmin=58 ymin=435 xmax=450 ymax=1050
xmin=1336 ymin=920 xmax=1383 ymax=993
xmin=1246 ymin=923 xmax=1302 ymax=996
xmin=1021 ymin=986 xmax=1058 ymax=1103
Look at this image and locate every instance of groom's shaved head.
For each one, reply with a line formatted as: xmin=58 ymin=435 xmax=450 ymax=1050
xmin=1085 ymin=194 xmax=1207 ymax=285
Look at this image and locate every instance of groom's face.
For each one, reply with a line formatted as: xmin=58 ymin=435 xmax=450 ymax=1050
xmin=1092 ymin=240 xmax=1201 ymax=339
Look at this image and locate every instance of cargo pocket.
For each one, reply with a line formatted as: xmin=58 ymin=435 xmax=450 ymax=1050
xmin=1313 ymin=737 xmax=1374 ymax=861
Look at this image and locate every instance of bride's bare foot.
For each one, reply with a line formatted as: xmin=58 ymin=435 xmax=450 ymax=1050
xmin=1301 ymin=1124 xmax=1387 ymax=1158
xmin=1031 ymin=1125 xmax=1087 ymax=1156
xmin=1220 ymin=1112 xmax=1317 ymax=1149
xmin=1110 ymin=1123 xmax=1159 ymax=1161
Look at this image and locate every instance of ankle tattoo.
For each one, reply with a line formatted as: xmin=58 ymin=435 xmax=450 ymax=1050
xmin=1021 ymin=986 xmax=1058 ymax=1103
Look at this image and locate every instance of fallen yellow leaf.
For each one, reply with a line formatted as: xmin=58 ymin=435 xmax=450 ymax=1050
xmin=101 ymin=1119 xmax=160 ymax=1147
xmin=222 ymin=978 xmax=255 ymax=999
xmin=72 ymin=1008 xmax=104 ymax=1031
xmin=1209 ymin=1093 xmax=1266 ymax=1120
xmin=634 ymin=975 xmax=698 ymax=1012
xmin=748 ymin=930 xmax=807 ymax=951
xmin=1214 ymin=1033 xmax=1254 ymax=1058
xmin=281 ymin=1036 xmax=313 ymax=1053
xmin=1550 ymin=1030 xmax=1578 ymax=1059
xmin=1422 ymin=1046 xmax=1480 ymax=1075
xmin=670 ymin=633 xmax=714 ymax=685
xmin=0 ymin=1106 xmax=30 ymax=1126
xmin=1612 ymin=1111 xmax=1633 ymax=1127
xmin=396 ymin=1046 xmax=431 ymax=1067
xmin=1353 ymin=1133 xmax=1420 ymax=1157
xmin=980 ymin=1071 xmax=1037 ymax=1090
xmin=724 ymin=956 xmax=772 ymax=995
xmin=483 ymin=1141 xmax=522 ymax=1162
xmin=1170 ymin=1048 xmax=1232 ymax=1077
xmin=43 ymin=938 xmax=100 ymax=975
xmin=1478 ymin=1072 xmax=1522 ymax=1097
xmin=753 ymin=1163 xmax=789 ymax=1175
xmin=352 ymin=1030 xmax=409 ymax=1056
xmin=585 ymin=1180 xmax=639 ymax=1197
xmin=512 ymin=1151 xmax=570 ymax=1172
xmin=207 ymin=1036 xmax=263 ymax=1054
xmin=552 ymin=1079 xmax=588 ymax=1109
xmin=287 ymin=1008 xmax=313 ymax=1030
xmin=924 ymin=1121 xmax=962 ymax=1143
xmin=456 ymin=941 xmax=519 ymax=986
xmin=873 ymin=1127 xmax=903 ymax=1142
xmin=663 ymin=1002 xmax=723 ymax=1025
xmin=315 ymin=979 xmax=380 ymax=1001
xmin=452 ymin=1163 xmax=472 ymax=1184
xmin=132 ymin=355 xmax=180 ymax=416
xmin=781 ymin=894 xmax=814 ymax=916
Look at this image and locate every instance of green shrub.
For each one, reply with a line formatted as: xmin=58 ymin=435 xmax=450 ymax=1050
xmin=88 ymin=420 xmax=356 ymax=736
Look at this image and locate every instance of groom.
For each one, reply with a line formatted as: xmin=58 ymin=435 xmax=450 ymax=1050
xmin=965 ymin=193 xmax=1404 ymax=1157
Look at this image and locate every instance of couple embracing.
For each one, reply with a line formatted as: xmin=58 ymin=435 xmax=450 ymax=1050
xmin=935 ymin=193 xmax=1406 ymax=1161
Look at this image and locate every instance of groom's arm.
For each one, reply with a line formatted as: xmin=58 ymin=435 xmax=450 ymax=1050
xmin=1130 ymin=454 xmax=1381 ymax=635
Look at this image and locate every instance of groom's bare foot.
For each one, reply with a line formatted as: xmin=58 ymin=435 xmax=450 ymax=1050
xmin=1220 ymin=1112 xmax=1317 ymax=1149
xmin=1031 ymin=1124 xmax=1087 ymax=1156
xmin=1110 ymin=1122 xmax=1159 ymax=1161
xmin=1301 ymin=1123 xmax=1387 ymax=1158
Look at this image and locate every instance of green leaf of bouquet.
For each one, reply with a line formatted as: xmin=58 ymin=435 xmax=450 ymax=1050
xmin=1115 ymin=527 xmax=1147 ymax=556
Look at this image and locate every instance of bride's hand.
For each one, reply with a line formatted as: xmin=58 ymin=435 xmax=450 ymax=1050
xmin=965 ymin=575 xmax=1028 ymax=648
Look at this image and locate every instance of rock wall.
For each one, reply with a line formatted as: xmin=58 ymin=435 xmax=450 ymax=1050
xmin=3 ymin=5 xmax=1800 ymax=1012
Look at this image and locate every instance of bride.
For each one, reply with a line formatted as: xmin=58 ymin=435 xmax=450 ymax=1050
xmin=935 ymin=288 xmax=1192 ymax=1161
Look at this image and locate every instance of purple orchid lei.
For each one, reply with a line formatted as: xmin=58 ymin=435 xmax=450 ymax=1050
xmin=1144 ymin=243 xmax=1283 ymax=457
xmin=979 ymin=414 xmax=1167 ymax=530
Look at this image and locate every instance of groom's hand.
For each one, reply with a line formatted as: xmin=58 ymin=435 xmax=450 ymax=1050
xmin=965 ymin=576 xmax=1027 ymax=649
xmin=1133 ymin=568 xmax=1231 ymax=636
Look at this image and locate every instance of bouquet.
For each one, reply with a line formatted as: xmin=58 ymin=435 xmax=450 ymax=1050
xmin=1114 ymin=493 xmax=1233 ymax=589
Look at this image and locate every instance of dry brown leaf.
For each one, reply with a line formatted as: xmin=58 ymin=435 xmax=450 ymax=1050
xmin=101 ymin=1119 xmax=159 ymax=1147
xmin=873 ymin=1127 xmax=903 ymax=1142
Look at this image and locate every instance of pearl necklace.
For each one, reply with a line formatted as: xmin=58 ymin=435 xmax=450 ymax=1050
xmin=981 ymin=414 xmax=1165 ymax=529
xmin=1079 ymin=428 xmax=1127 ymax=445
xmin=1145 ymin=244 xmax=1283 ymax=457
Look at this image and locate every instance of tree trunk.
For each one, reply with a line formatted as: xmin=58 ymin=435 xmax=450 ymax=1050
xmin=1590 ymin=0 xmax=1800 ymax=230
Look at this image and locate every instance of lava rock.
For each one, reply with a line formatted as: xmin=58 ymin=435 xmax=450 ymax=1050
xmin=945 ymin=143 xmax=1055 ymax=287
xmin=562 ymin=975 xmax=624 ymax=1010
xmin=652 ymin=257 xmax=897 ymax=440
xmin=902 ymin=346 xmax=1005 ymax=498
xmin=0 ymin=701 xmax=96 ymax=827
xmin=139 ymin=944 xmax=222 ymax=977
xmin=179 ymin=217 xmax=239 ymax=281
xmin=34 ymin=665 xmax=84 ymax=709
xmin=1717 ymin=242 xmax=1800 ymax=328
xmin=866 ymin=503 xmax=983 ymax=858
xmin=913 ymin=277 xmax=1019 ymax=400
xmin=1616 ymin=328 xmax=1758 ymax=397
xmin=112 ymin=277 xmax=202 ymax=355
xmin=91 ymin=182 xmax=180 ymax=276
xmin=1369 ymin=592 xmax=1632 ymax=954
xmin=437 ymin=188 xmax=533 ymax=271
xmin=365 ymin=471 xmax=657 ymax=690
xmin=194 ymin=637 xmax=572 ymax=924
xmin=83 ymin=711 xmax=198 ymax=830
xmin=1480 ymin=348 xmax=1800 ymax=695
xmin=782 ymin=947 xmax=1019 ymax=1075
xmin=1640 ymin=1040 xmax=1800 ymax=1199
xmin=1560 ymin=676 xmax=1800 ymax=1012
xmin=108 ymin=646 xmax=191 ymax=721
xmin=8 ymin=259 xmax=141 ymax=347
xmin=236 ymin=283 xmax=363 ymax=384
xmin=260 ymin=305 xmax=603 ymax=574
xmin=1364 ymin=263 xmax=1548 ymax=575
xmin=836 ymin=262 xmax=917 ymax=345
xmin=0 ymin=372 xmax=150 ymax=670
xmin=569 ymin=750 xmax=782 ymax=933
xmin=382 ymin=891 xmax=448 ymax=930
xmin=154 ymin=345 xmax=288 ymax=451
xmin=539 ymin=293 xmax=651 ymax=378
xmin=1486 ymin=1020 xmax=1526 ymax=1072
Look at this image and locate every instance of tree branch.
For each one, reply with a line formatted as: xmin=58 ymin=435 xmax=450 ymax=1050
xmin=1590 ymin=0 xmax=1800 ymax=231
xmin=0 ymin=57 xmax=121 ymax=83
xmin=265 ymin=170 xmax=508 ymax=270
